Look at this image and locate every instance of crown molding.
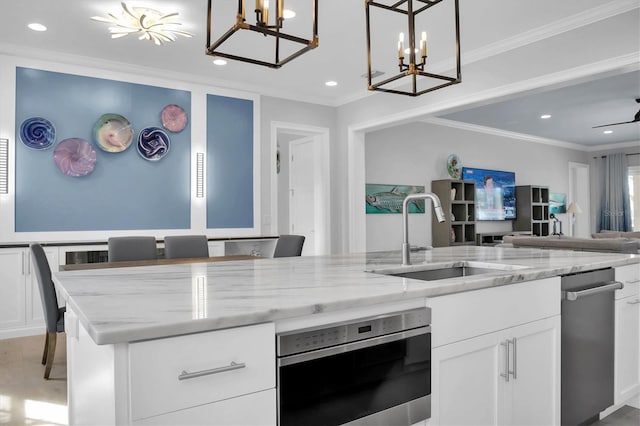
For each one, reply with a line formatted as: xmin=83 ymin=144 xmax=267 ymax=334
xmin=586 ymin=139 xmax=640 ymax=152
xmin=423 ymin=117 xmax=588 ymax=151
xmin=335 ymin=0 xmax=639 ymax=107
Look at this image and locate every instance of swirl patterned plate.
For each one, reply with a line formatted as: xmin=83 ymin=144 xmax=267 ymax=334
xmin=20 ymin=117 xmax=56 ymax=149
xmin=137 ymin=127 xmax=170 ymax=161
xmin=93 ymin=113 xmax=134 ymax=153
xmin=53 ymin=138 xmax=97 ymax=177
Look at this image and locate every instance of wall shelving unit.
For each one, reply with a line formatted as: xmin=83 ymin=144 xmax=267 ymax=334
xmin=513 ymin=185 xmax=550 ymax=236
xmin=431 ymin=179 xmax=476 ymax=247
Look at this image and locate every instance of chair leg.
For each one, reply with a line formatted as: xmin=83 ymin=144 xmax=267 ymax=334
xmin=42 ymin=333 xmax=49 ymax=365
xmin=43 ymin=332 xmax=57 ymax=380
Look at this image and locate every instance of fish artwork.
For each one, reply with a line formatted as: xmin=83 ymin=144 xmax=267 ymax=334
xmin=365 ymin=185 xmax=425 ymax=213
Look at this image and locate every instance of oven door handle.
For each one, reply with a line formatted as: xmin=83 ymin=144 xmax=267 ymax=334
xmin=563 ymin=281 xmax=623 ymax=301
xmin=277 ymin=326 xmax=430 ymax=367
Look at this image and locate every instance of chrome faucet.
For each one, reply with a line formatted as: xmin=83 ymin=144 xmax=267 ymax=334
xmin=402 ymin=192 xmax=446 ymax=265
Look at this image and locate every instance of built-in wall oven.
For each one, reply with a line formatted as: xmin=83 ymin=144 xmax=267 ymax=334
xmin=277 ymin=308 xmax=431 ymax=426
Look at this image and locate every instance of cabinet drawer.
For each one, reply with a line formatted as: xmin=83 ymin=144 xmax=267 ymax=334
xmin=615 ymin=264 xmax=640 ymax=300
xmin=427 ymin=277 xmax=560 ymax=347
xmin=133 ymin=388 xmax=276 ymax=426
xmin=129 ymin=322 xmax=275 ymax=421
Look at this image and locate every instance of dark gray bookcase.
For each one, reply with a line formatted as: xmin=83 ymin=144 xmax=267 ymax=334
xmin=431 ymin=179 xmax=476 ymax=247
xmin=513 ymin=185 xmax=550 ymax=236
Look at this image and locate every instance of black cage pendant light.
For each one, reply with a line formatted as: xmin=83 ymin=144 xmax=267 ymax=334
xmin=365 ymin=0 xmax=461 ymax=96
xmin=206 ymin=0 xmax=318 ymax=68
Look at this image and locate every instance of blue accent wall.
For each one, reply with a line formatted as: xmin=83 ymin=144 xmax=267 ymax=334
xmin=15 ymin=67 xmax=191 ymax=232
xmin=206 ymin=94 xmax=254 ymax=229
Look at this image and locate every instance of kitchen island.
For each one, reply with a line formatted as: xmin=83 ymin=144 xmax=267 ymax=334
xmin=53 ymin=246 xmax=639 ymax=425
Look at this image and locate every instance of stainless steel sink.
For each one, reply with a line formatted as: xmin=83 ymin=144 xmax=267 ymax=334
xmin=370 ymin=262 xmax=528 ymax=282
xmin=391 ymin=266 xmax=508 ymax=281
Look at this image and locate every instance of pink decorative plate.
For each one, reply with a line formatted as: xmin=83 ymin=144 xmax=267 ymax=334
xmin=161 ymin=104 xmax=188 ymax=133
xmin=53 ymin=138 xmax=97 ymax=177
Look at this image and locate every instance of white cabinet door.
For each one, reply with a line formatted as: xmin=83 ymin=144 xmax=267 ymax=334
xmin=431 ymin=330 xmax=502 ymax=426
xmin=0 ymin=248 xmax=26 ymax=329
xmin=614 ymin=295 xmax=640 ymax=404
xmin=506 ymin=316 xmax=561 ymax=426
xmin=133 ymin=389 xmax=276 ymax=426
xmin=431 ymin=316 xmax=560 ymax=426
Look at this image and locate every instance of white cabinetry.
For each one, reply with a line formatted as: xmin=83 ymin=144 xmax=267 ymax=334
xmin=0 ymin=248 xmax=27 ymax=331
xmin=65 ymin=308 xmax=276 ymax=426
xmin=0 ymin=246 xmax=59 ymax=338
xmin=614 ymin=264 xmax=640 ymax=406
xmin=429 ymin=277 xmax=561 ymax=426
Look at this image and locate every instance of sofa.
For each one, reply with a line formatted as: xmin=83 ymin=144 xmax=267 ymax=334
xmin=500 ymin=232 xmax=640 ymax=254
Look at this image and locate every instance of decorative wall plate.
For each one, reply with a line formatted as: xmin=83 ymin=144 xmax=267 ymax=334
xmin=93 ymin=113 xmax=134 ymax=152
xmin=447 ymin=153 xmax=462 ymax=179
xmin=161 ymin=104 xmax=188 ymax=133
xmin=54 ymin=138 xmax=97 ymax=177
xmin=20 ymin=117 xmax=56 ymax=150
xmin=137 ymin=127 xmax=170 ymax=161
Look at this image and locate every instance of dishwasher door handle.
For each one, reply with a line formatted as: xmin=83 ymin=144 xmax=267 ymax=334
xmin=563 ymin=281 xmax=624 ymax=301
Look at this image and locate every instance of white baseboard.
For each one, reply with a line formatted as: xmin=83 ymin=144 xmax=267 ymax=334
xmin=0 ymin=325 xmax=44 ymax=340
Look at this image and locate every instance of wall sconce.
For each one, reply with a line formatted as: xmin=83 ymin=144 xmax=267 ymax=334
xmin=365 ymin=0 xmax=461 ymax=96
xmin=196 ymin=152 xmax=205 ymax=198
xmin=206 ymin=0 xmax=319 ymax=68
xmin=0 ymin=138 xmax=8 ymax=194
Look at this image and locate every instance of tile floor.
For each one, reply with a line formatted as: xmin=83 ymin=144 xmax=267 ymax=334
xmin=0 ymin=334 xmax=638 ymax=425
xmin=0 ymin=334 xmax=67 ymax=425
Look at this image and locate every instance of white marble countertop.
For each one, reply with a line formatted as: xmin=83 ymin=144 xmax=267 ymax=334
xmin=52 ymin=246 xmax=639 ymax=345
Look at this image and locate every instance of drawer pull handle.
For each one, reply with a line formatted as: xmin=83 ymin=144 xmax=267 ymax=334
xmin=628 ymin=299 xmax=640 ymax=305
xmin=178 ymin=361 xmax=246 ymax=381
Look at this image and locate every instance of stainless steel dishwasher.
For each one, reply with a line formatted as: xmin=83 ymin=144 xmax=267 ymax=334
xmin=561 ymin=268 xmax=623 ymax=425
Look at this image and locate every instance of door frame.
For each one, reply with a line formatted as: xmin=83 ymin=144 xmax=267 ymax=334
xmin=270 ymin=121 xmax=331 ymax=255
xmin=568 ymin=162 xmax=590 ymax=237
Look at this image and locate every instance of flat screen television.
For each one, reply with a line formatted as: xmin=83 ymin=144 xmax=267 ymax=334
xmin=462 ymin=167 xmax=516 ymax=221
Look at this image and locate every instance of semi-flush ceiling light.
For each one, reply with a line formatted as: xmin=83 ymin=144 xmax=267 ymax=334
xmin=91 ymin=2 xmax=193 ymax=45
xmin=206 ymin=0 xmax=318 ymax=68
xmin=365 ymin=0 xmax=461 ymax=97
xmin=28 ymin=23 xmax=47 ymax=32
xmin=540 ymin=114 xmax=551 ymax=119
xmin=603 ymin=130 xmax=613 ymax=134
xmin=213 ymin=59 xmax=228 ymax=66
xmin=325 ymin=81 xmax=338 ymax=87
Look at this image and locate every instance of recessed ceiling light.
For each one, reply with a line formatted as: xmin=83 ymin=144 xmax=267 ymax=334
xmin=325 ymin=81 xmax=338 ymax=87
xmin=540 ymin=114 xmax=551 ymax=119
xmin=213 ymin=59 xmax=227 ymax=66
xmin=603 ymin=130 xmax=613 ymax=134
xmin=28 ymin=23 xmax=47 ymax=32
xmin=283 ymin=9 xmax=296 ymax=19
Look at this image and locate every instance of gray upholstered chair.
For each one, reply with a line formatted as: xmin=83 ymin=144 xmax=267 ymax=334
xmin=164 ymin=235 xmax=210 ymax=259
xmin=108 ymin=236 xmax=157 ymax=262
xmin=30 ymin=243 xmax=65 ymax=379
xmin=273 ymin=235 xmax=305 ymax=258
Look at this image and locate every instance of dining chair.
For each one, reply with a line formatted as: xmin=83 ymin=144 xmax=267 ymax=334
xmin=273 ymin=235 xmax=305 ymax=258
xmin=164 ymin=235 xmax=210 ymax=259
xmin=108 ymin=236 xmax=157 ymax=262
xmin=30 ymin=243 xmax=65 ymax=379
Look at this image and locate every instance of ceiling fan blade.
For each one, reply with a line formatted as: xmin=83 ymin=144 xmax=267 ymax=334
xmin=592 ymin=120 xmax=637 ymax=128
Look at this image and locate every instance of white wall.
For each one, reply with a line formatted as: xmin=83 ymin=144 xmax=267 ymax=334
xmin=365 ymin=121 xmax=589 ymax=252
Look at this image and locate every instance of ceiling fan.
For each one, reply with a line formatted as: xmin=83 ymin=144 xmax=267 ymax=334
xmin=592 ymin=98 xmax=640 ymax=128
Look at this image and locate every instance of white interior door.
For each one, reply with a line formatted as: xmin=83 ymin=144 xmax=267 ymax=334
xmin=289 ymin=138 xmax=315 ymax=256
